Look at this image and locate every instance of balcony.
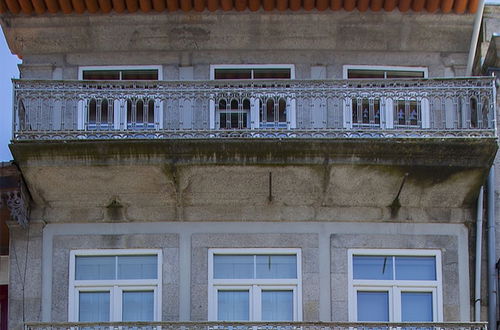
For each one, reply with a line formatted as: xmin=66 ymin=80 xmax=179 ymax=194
xmin=12 ymin=77 xmax=496 ymax=141
xmin=23 ymin=322 xmax=488 ymax=330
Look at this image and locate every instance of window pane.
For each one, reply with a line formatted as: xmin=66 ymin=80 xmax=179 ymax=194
xmin=386 ymin=71 xmax=425 ymax=78
xmin=76 ymin=256 xmax=115 ymax=280
xmin=217 ymin=291 xmax=249 ymax=321
xmin=401 ymin=292 xmax=433 ymax=321
xmin=117 ymin=255 xmax=158 ymax=280
xmin=121 ymin=70 xmax=158 ymax=80
xmin=253 ymin=68 xmax=291 ymax=79
xmin=215 ymin=69 xmax=252 ymax=80
xmin=82 ymin=70 xmax=120 ymax=80
xmin=395 ymin=257 xmax=436 ymax=280
xmin=353 ymin=256 xmax=393 ymax=280
xmin=357 ymin=291 xmax=389 ymax=321
xmin=214 ymin=255 xmax=254 ymax=279
xmin=256 ymin=255 xmax=297 ymax=279
xmin=347 ymin=70 xmax=385 ymax=79
xmin=262 ymin=290 xmax=293 ymax=321
xmin=79 ymin=292 xmax=110 ymax=322
xmin=122 ymin=291 xmax=155 ymax=321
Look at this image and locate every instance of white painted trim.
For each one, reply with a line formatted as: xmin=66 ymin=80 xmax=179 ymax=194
xmin=77 ymin=66 xmax=163 ymax=130
xmin=342 ymin=65 xmax=428 ymax=79
xmin=208 ymin=248 xmax=302 ymax=321
xmin=78 ymin=65 xmax=163 ymax=81
xmin=209 ymin=64 xmax=296 ymax=80
xmin=68 ymin=249 xmax=162 ymax=322
xmin=209 ymin=65 xmax=296 ymax=129
xmin=342 ymin=66 xmax=429 ymax=129
xmin=347 ymin=249 xmax=443 ymax=322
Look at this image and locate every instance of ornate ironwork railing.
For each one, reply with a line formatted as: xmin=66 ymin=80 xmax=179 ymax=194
xmin=12 ymin=77 xmax=496 ymax=140
xmin=24 ymin=321 xmax=488 ymax=330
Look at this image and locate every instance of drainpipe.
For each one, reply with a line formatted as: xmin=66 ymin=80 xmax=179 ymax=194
xmin=476 ymin=186 xmax=484 ymax=321
xmin=466 ymin=0 xmax=485 ymax=76
xmin=488 ymin=167 xmax=497 ymax=330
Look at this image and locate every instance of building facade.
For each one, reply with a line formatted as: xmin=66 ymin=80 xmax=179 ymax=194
xmin=0 ymin=162 xmax=27 ymax=330
xmin=0 ymin=1 xmax=498 ymax=329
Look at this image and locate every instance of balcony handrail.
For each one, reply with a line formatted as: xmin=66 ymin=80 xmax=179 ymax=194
xmin=24 ymin=321 xmax=489 ymax=329
xmin=12 ymin=76 xmax=497 ymax=91
xmin=12 ymin=77 xmax=497 ymax=141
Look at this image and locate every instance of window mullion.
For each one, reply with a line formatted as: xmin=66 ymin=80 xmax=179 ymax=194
xmin=392 ymin=285 xmax=400 ymax=322
xmin=254 ymin=255 xmax=257 ymax=279
xmin=115 ymin=256 xmax=118 ymax=280
xmin=392 ymin=256 xmax=396 ymax=280
xmin=253 ymin=284 xmax=261 ymax=321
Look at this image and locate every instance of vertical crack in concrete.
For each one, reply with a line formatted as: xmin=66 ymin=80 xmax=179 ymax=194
xmin=390 ymin=172 xmax=409 ymax=218
xmin=165 ymin=161 xmax=184 ymax=221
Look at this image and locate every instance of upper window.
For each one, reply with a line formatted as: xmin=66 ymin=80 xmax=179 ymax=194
xmin=344 ymin=66 xmax=428 ymax=79
xmin=208 ymin=248 xmax=302 ymax=321
xmin=210 ymin=65 xmax=295 ymax=130
xmin=82 ymin=69 xmax=159 ymax=81
xmin=78 ymin=66 xmax=162 ymax=130
xmin=343 ymin=66 xmax=429 ymax=129
xmin=68 ymin=249 xmax=162 ymax=322
xmin=348 ymin=249 xmax=442 ymax=322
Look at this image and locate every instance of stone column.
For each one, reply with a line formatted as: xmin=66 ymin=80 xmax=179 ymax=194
xmin=8 ymin=221 xmax=44 ymax=330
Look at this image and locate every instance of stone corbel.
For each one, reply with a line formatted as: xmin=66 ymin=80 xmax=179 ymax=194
xmin=1 ymin=179 xmax=30 ymax=228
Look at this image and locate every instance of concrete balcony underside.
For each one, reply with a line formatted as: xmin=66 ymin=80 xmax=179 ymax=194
xmin=10 ymin=138 xmax=498 ymax=224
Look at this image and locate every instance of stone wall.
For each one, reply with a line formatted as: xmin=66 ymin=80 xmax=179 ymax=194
xmin=16 ymin=221 xmax=469 ymax=328
xmin=1 ymin=11 xmax=473 ymax=80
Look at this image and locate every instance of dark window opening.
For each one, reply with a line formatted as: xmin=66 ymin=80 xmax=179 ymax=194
xmin=347 ymin=69 xmax=425 ymax=79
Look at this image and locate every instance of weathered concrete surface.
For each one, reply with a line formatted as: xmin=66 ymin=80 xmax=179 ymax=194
xmin=8 ymin=222 xmax=43 ymax=330
xmin=8 ymin=138 xmax=497 ymax=224
xmin=0 ymin=11 xmax=473 ymax=79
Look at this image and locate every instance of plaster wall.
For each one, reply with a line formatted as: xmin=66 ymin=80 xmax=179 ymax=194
xmin=8 ymin=223 xmax=43 ymax=330
xmin=7 ymin=221 xmax=469 ymax=329
xmin=0 ymin=11 xmax=473 ymax=80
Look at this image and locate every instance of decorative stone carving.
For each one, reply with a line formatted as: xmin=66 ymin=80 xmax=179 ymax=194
xmin=1 ymin=180 xmax=30 ymax=228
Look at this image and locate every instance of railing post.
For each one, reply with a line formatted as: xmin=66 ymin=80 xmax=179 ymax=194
xmin=12 ymin=80 xmax=17 ymax=139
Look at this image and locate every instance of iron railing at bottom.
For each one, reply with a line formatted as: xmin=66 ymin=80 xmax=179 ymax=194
xmin=24 ymin=321 xmax=488 ymax=330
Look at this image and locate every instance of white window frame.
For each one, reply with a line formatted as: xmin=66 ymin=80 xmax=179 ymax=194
xmin=77 ymin=65 xmax=163 ymax=130
xmin=342 ymin=65 xmax=428 ymax=80
xmin=347 ymin=249 xmax=443 ymax=322
xmin=342 ymin=65 xmax=430 ymax=129
xmin=209 ymin=65 xmax=296 ymax=130
xmin=68 ymin=249 xmax=163 ymax=322
xmin=78 ymin=65 xmax=163 ymax=81
xmin=208 ymin=248 xmax=302 ymax=321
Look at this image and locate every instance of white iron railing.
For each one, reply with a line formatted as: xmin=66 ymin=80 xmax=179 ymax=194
xmin=12 ymin=77 xmax=496 ymax=140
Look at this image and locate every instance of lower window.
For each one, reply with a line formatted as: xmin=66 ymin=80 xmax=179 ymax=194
xmin=348 ymin=249 xmax=442 ymax=322
xmin=208 ymin=249 xmax=302 ymax=321
xmin=69 ymin=250 xmax=162 ymax=322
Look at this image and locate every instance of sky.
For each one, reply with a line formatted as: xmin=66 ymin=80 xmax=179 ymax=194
xmin=0 ymin=32 xmax=20 ymax=162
